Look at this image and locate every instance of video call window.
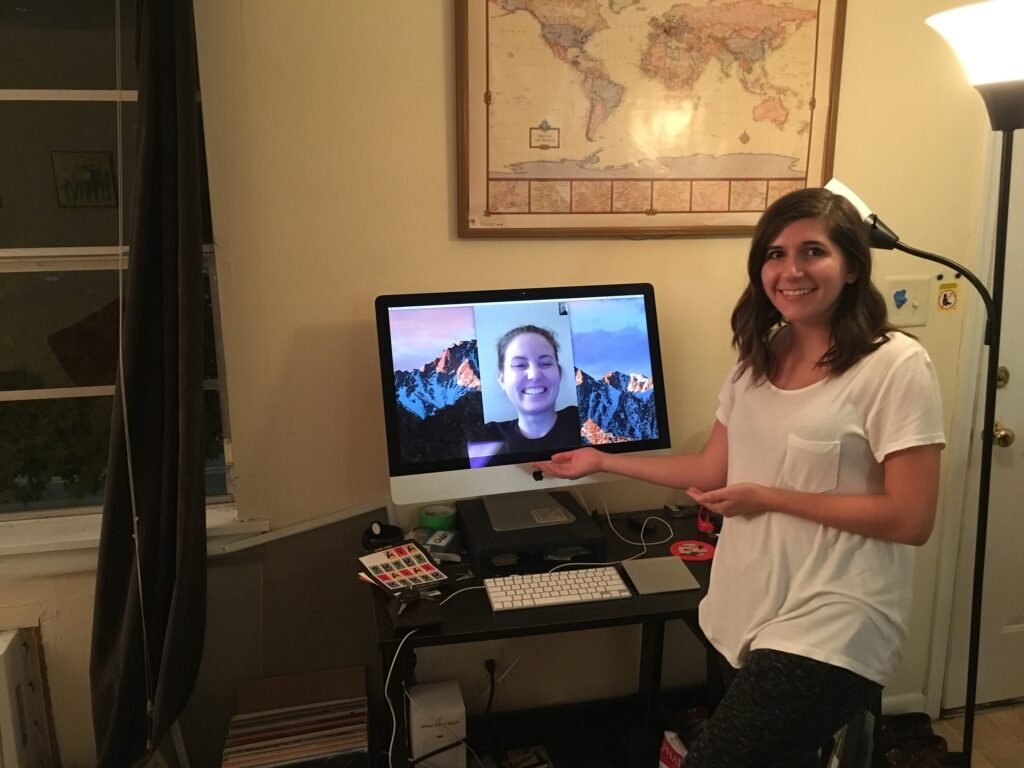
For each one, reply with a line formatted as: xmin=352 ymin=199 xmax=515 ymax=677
xmin=381 ymin=288 xmax=665 ymax=474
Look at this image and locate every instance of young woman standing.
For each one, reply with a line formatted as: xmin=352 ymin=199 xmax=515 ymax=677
xmin=534 ymin=188 xmax=945 ymax=767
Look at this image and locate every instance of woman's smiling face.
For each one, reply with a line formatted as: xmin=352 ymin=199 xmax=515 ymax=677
xmin=498 ymin=332 xmax=561 ymax=417
xmin=760 ymin=217 xmax=857 ymax=329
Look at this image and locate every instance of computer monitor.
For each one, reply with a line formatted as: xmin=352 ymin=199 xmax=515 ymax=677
xmin=374 ymin=283 xmax=671 ymax=508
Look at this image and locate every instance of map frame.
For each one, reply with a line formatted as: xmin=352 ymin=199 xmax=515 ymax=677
xmin=456 ymin=0 xmax=847 ymax=238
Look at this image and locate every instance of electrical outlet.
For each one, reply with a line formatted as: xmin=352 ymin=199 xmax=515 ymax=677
xmin=884 ymin=276 xmax=932 ymax=327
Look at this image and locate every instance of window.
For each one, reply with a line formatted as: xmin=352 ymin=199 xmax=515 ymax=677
xmin=0 ymin=1 xmax=230 ymax=519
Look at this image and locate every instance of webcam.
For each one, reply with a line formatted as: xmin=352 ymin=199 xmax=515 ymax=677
xmin=532 ymin=469 xmax=544 ymax=481
xmin=361 ymin=520 xmax=404 ymax=551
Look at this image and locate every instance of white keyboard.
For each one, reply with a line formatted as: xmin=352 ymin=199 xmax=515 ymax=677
xmin=484 ymin=566 xmax=632 ymax=612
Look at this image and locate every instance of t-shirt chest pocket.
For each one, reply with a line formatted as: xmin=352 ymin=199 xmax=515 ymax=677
xmin=778 ymin=434 xmax=840 ymax=493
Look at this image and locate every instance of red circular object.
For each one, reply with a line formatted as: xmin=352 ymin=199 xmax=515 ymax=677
xmin=670 ymin=539 xmax=715 ymax=561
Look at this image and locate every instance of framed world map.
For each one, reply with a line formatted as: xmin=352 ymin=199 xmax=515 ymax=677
xmin=456 ymin=0 xmax=847 ymax=237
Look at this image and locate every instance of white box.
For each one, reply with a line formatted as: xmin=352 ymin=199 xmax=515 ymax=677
xmin=408 ymin=681 xmax=466 ymax=768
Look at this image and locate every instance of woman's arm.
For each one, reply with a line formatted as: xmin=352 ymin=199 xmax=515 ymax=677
xmin=688 ymin=443 xmax=942 ymax=545
xmin=533 ymin=419 xmax=729 ymax=492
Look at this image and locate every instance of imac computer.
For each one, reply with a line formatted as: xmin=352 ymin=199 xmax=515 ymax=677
xmin=374 ymin=283 xmax=672 ymax=535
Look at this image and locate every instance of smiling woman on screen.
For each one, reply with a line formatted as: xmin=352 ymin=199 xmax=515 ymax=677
xmin=483 ymin=324 xmax=581 ymax=455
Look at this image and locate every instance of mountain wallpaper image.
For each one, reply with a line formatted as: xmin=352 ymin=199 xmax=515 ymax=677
xmin=393 ymin=338 xmax=660 ymax=464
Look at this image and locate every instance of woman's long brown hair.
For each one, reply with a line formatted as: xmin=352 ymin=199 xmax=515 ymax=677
xmin=731 ymin=188 xmax=899 ymax=383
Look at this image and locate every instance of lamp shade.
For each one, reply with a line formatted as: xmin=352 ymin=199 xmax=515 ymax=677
xmin=926 ymin=1 xmax=1024 ymax=86
xmin=927 ymin=1 xmax=1024 ymax=130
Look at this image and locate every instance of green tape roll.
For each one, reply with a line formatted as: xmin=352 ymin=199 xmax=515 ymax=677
xmin=419 ymin=504 xmax=457 ymax=530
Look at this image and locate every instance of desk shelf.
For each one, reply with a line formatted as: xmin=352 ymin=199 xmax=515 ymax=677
xmin=465 ymin=689 xmax=708 ymax=768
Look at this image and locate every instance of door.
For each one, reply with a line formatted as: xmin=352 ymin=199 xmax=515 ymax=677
xmin=943 ymin=130 xmax=1024 ymax=708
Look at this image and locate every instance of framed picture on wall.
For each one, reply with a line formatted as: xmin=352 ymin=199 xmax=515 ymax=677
xmin=456 ymin=1 xmax=847 ymax=238
xmin=52 ymin=151 xmax=119 ymax=208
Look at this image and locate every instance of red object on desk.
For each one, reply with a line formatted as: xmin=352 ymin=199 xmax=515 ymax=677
xmin=670 ymin=540 xmax=715 ymax=561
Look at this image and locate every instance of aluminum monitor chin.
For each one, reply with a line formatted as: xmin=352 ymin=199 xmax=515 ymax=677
xmin=374 ymin=283 xmax=671 ymax=506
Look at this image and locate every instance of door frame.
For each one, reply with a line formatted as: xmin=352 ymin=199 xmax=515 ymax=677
xmin=924 ymin=132 xmax=1003 ymax=716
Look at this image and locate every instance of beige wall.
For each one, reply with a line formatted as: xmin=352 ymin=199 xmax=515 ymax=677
xmin=0 ymin=1 xmax=994 ymax=764
xmin=194 ymin=0 xmax=987 ymax=528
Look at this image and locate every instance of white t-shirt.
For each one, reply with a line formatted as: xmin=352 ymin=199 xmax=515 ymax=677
xmin=699 ymin=332 xmax=945 ymax=684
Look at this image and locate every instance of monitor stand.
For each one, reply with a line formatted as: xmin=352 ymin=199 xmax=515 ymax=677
xmin=483 ymin=490 xmax=574 ymax=532
xmin=458 ymin=492 xmax=606 ymax=573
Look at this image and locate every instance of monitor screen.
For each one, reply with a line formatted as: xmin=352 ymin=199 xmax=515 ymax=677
xmin=374 ymin=283 xmax=671 ymax=504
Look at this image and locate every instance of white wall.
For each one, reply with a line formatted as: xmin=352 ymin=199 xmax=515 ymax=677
xmin=0 ymin=1 xmax=994 ymax=763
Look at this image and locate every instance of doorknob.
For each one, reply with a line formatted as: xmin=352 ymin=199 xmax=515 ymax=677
xmin=994 ymin=422 xmax=1015 ymax=448
xmin=996 ymin=366 xmax=1009 ymax=389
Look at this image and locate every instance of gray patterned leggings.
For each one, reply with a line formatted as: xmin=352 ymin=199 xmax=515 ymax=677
xmin=683 ymin=649 xmax=881 ymax=768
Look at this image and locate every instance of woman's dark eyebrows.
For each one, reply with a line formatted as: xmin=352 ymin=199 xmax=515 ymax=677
xmin=767 ymin=239 xmax=827 ymax=249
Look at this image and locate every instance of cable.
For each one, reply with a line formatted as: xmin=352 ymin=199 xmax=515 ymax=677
xmin=544 ymin=507 xmax=672 ymax=574
xmin=494 ymin=639 xmax=537 ymax=686
xmin=471 ymin=637 xmax=539 ymax=708
xmin=569 ymin=487 xmax=593 ymax=520
xmin=604 ymin=508 xmax=674 ymax=560
xmin=385 ymin=629 xmax=418 ymax=768
xmin=439 ymin=585 xmax=486 ymax=606
xmin=113 ymin=0 xmax=156 ymax=750
xmin=483 ymin=658 xmax=496 ymax=715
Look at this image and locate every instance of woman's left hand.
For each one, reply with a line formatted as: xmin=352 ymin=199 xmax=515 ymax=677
xmin=687 ymin=483 xmax=769 ymax=518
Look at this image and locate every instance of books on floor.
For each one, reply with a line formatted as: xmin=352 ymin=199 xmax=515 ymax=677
xmin=221 ymin=667 xmax=368 ymax=768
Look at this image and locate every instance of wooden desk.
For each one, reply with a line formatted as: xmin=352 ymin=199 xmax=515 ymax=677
xmin=368 ymin=502 xmax=716 ymax=767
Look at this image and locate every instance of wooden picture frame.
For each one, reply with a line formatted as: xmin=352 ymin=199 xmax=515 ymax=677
xmin=456 ymin=0 xmax=846 ymax=238
xmin=52 ymin=151 xmax=118 ymax=208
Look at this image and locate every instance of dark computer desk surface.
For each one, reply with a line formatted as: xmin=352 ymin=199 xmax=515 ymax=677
xmin=369 ymin=509 xmax=713 ymax=648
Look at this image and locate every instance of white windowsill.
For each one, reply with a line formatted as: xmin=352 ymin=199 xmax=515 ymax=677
xmin=0 ymin=504 xmax=270 ymax=579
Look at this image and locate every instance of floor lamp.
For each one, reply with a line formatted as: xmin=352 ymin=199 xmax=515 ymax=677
xmin=925 ymin=6 xmax=1023 ymax=765
xmin=831 ymin=3 xmax=1022 ymax=766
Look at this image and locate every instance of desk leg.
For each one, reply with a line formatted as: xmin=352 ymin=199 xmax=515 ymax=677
xmin=638 ymin=619 xmax=666 ymax=712
xmin=378 ymin=643 xmax=416 ymax=768
xmin=680 ymin=614 xmax=724 ymax=713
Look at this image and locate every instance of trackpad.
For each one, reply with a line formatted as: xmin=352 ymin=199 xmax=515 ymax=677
xmin=621 ymin=556 xmax=700 ymax=594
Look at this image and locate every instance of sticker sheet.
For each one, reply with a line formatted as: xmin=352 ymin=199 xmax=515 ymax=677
xmin=358 ymin=540 xmax=448 ymax=591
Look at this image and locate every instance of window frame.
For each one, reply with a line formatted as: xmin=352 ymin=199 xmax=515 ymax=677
xmin=1 ymin=19 xmax=239 ymax=558
xmin=0 ymin=245 xmax=233 ymax=521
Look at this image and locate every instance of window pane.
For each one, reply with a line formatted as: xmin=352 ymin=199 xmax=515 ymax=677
xmin=0 ymin=391 xmax=228 ymax=513
xmin=0 ymin=395 xmax=111 ymax=512
xmin=0 ymin=1 xmax=137 ymax=90
xmin=0 ymin=101 xmax=137 ymax=248
xmin=0 ymin=268 xmax=224 ymax=390
xmin=204 ymin=388 xmax=228 ymax=496
xmin=202 ymin=273 xmax=220 ymax=379
xmin=0 ymin=270 xmax=121 ymax=391
xmin=0 ymin=270 xmax=121 ymax=390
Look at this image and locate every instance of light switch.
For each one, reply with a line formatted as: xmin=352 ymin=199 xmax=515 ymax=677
xmin=884 ymin=276 xmax=932 ymax=327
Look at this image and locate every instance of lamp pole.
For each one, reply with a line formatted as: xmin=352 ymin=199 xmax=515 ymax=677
xmin=958 ymin=128 xmax=1013 ymax=766
xmin=876 ymin=128 xmax=1014 ymax=768
xmin=833 ymin=125 xmax=1014 ymax=767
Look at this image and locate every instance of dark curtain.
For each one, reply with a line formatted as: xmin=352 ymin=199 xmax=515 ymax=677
xmin=89 ymin=0 xmax=207 ymax=765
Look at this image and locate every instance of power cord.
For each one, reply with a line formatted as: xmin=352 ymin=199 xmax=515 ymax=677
xmin=484 ymin=658 xmax=496 ymax=715
xmin=385 ymin=629 xmax=418 ymax=768
xmin=472 ymin=638 xmax=539 ymax=708
xmin=545 ymin=496 xmax=673 ymax=574
xmin=439 ymin=585 xmax=486 ymax=606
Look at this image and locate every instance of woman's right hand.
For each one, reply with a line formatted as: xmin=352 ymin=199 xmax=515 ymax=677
xmin=532 ymin=447 xmax=604 ymax=479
